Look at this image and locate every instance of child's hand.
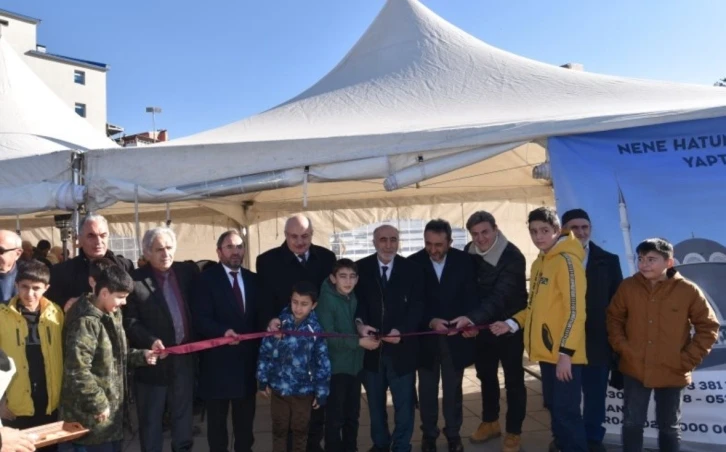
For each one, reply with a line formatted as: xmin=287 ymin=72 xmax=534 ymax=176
xmin=0 ymin=399 xmax=16 ymax=421
xmin=95 ymin=407 xmax=110 ymax=423
xmin=556 ymin=354 xmax=573 ymax=382
xmin=312 ymin=399 xmax=320 ymax=410
xmin=359 ymin=336 xmax=380 ymax=350
xmin=143 ymin=350 xmax=158 ymax=366
xmin=258 ymin=387 xmax=271 ymax=398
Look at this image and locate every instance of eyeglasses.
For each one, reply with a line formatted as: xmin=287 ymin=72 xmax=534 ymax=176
xmin=222 ymin=245 xmax=244 ymax=251
xmin=0 ymin=247 xmax=19 ymax=254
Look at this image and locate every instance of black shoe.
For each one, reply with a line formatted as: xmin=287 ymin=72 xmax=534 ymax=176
xmin=448 ymin=438 xmax=464 ymax=452
xmin=588 ymin=442 xmax=607 ymax=452
xmin=421 ymin=437 xmax=437 ymax=452
xmin=548 ymin=440 xmax=559 ymax=452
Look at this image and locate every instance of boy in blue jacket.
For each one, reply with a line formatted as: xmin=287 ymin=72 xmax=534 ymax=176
xmin=257 ymin=281 xmax=331 ymax=452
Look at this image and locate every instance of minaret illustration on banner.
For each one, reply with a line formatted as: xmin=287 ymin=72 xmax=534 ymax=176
xmin=618 ymin=186 xmax=637 ymax=276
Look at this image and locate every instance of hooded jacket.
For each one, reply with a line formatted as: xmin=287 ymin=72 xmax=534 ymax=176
xmin=59 ymin=294 xmax=147 ymax=445
xmin=512 ymin=232 xmax=587 ymax=364
xmin=315 ymin=279 xmax=364 ymax=376
xmin=256 ymin=307 xmax=331 ymax=405
xmin=0 ymin=296 xmax=64 ymax=416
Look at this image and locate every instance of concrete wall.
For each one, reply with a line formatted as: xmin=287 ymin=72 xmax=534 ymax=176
xmin=0 ymin=12 xmax=108 ymax=134
xmin=24 ymin=56 xmax=108 ymax=133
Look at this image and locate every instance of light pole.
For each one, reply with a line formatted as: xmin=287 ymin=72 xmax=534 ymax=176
xmin=145 ymin=106 xmax=162 ymax=142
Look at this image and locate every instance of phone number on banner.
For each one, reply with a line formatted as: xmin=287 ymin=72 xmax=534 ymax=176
xmin=602 ymin=370 xmax=726 ymax=445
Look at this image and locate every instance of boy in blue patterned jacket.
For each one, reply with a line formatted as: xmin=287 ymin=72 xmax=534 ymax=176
xmin=257 ymin=281 xmax=331 ymax=452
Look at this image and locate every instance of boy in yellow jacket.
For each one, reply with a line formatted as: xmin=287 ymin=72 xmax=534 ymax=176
xmin=0 ymin=260 xmax=64 ymax=437
xmin=491 ymin=207 xmax=588 ymax=452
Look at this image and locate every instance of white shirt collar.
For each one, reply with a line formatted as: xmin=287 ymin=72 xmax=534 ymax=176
xmin=378 ymin=257 xmax=394 ymax=276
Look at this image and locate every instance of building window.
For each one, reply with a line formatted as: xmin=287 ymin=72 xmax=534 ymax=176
xmin=74 ymin=103 xmax=86 ymax=118
xmin=108 ymin=234 xmax=141 ymax=263
xmin=74 ymin=70 xmax=85 ymax=85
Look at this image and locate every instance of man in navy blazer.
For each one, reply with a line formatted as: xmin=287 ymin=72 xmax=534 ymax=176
xmin=192 ymin=230 xmax=263 ymax=452
xmin=408 ymin=219 xmax=478 ymax=452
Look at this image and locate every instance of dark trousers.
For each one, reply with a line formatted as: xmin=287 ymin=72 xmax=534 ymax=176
xmin=622 ymin=375 xmax=683 ymax=452
xmin=540 ymin=362 xmax=587 ymax=452
xmin=6 ymin=410 xmax=58 ymax=452
xmin=418 ymin=337 xmax=464 ymax=441
xmin=475 ymin=332 xmax=527 ymax=434
xmin=135 ymin=354 xmax=195 ymax=452
xmin=582 ymin=364 xmax=609 ymax=444
xmin=206 ymin=394 xmax=257 ymax=452
xmin=62 ymin=440 xmax=122 ymax=452
xmin=307 ymin=401 xmax=325 ymax=451
xmin=363 ymin=355 xmax=415 ymax=452
xmin=325 ymin=374 xmax=362 ymax=452
xmin=271 ymin=392 xmax=315 ymax=452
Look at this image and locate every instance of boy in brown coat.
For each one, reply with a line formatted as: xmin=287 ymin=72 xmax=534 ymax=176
xmin=607 ymin=238 xmax=719 ymax=452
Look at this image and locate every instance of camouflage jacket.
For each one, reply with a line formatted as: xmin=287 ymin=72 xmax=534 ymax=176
xmin=59 ymin=294 xmax=147 ymax=445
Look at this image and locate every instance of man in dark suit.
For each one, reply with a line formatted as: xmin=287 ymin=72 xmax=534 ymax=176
xmin=449 ymin=211 xmax=528 ymax=452
xmin=256 ymin=214 xmax=336 ymax=452
xmin=409 ymin=220 xmax=478 ymax=452
xmin=192 ymin=230 xmax=262 ymax=452
xmin=355 ymin=224 xmax=424 ymax=452
xmin=562 ymin=209 xmax=623 ymax=452
xmin=47 ymin=214 xmax=133 ymax=311
xmin=124 ymin=227 xmax=199 ymax=452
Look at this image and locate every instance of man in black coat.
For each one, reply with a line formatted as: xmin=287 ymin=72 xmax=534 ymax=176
xmin=192 ymin=231 xmax=264 ymax=452
xmin=124 ymin=227 xmax=199 ymax=452
xmin=191 ymin=230 xmax=263 ymax=452
xmin=562 ymin=209 xmax=623 ymax=452
xmin=409 ymin=220 xmax=478 ymax=452
xmin=256 ymin=214 xmax=336 ymax=452
xmin=449 ymin=211 xmax=528 ymax=451
xmin=46 ymin=214 xmax=133 ymax=311
xmin=355 ymin=224 xmax=424 ymax=452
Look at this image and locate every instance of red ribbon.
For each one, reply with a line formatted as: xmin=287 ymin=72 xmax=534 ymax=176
xmin=160 ymin=324 xmax=489 ymax=355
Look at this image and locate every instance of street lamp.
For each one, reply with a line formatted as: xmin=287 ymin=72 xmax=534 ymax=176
xmin=145 ymin=106 xmax=162 ymax=142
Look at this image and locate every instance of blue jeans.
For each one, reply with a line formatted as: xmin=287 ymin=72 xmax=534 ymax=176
xmin=582 ymin=365 xmax=609 ymax=443
xmin=362 ymin=355 xmax=415 ymax=452
xmin=540 ymin=362 xmax=588 ymax=452
xmin=622 ymin=375 xmax=683 ymax=452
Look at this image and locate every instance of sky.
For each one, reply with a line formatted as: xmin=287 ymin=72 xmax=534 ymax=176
xmin=4 ymin=0 xmax=725 ymax=139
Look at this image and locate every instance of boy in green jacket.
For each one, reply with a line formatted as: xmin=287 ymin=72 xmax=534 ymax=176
xmin=316 ymin=259 xmax=380 ymax=452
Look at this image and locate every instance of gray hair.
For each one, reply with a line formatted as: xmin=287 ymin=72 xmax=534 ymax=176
xmin=373 ymin=224 xmax=399 ymax=240
xmin=80 ymin=213 xmax=108 ymax=233
xmin=284 ymin=215 xmax=313 ymax=234
xmin=466 ymin=211 xmax=497 ymax=231
xmin=142 ymin=227 xmax=177 ymax=254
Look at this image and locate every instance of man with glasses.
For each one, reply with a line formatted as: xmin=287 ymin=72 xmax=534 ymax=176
xmin=257 ymin=215 xmax=336 ymax=452
xmin=191 ymin=230 xmax=263 ymax=452
xmin=0 ymin=230 xmax=23 ymax=304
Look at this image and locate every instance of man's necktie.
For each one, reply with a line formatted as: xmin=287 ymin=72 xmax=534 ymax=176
xmin=229 ymin=271 xmax=245 ymax=315
xmin=381 ymin=265 xmax=389 ymax=288
xmin=298 ymin=254 xmax=307 ymax=268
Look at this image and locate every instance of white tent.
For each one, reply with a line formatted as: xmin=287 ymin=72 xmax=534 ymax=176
xmin=83 ymin=0 xmax=726 ymax=211
xmin=0 ymin=36 xmax=117 ymax=214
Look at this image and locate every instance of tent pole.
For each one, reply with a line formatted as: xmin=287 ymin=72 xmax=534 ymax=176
xmin=71 ymin=152 xmax=84 ymax=258
xmin=134 ymin=185 xmax=141 ymax=260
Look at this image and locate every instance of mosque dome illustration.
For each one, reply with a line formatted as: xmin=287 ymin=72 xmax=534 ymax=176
xmin=673 ymin=238 xmax=726 ymax=369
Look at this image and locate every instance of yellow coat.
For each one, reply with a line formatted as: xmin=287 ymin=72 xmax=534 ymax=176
xmin=513 ymin=232 xmax=588 ymax=365
xmin=0 ymin=296 xmax=64 ymax=416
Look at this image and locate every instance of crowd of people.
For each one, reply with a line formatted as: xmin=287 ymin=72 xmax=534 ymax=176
xmin=0 ymin=207 xmax=720 ymax=452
